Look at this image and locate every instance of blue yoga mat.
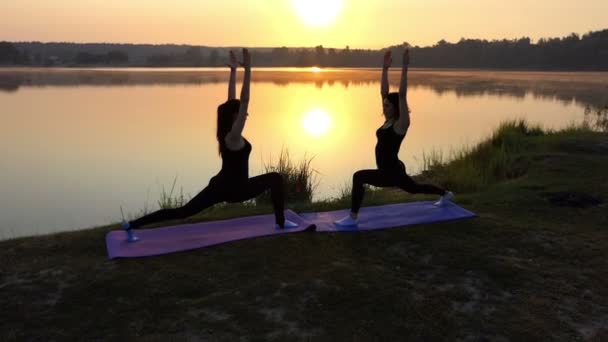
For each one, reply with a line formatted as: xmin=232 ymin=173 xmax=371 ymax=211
xmin=106 ymin=202 xmax=476 ymax=259
xmin=300 ymin=201 xmax=476 ymax=232
xmin=106 ymin=209 xmax=315 ymax=259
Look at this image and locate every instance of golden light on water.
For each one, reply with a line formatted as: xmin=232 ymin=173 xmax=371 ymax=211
xmin=302 ymin=108 xmax=332 ymax=136
xmin=293 ymin=0 xmax=343 ymax=27
xmin=311 ymin=66 xmax=322 ymax=73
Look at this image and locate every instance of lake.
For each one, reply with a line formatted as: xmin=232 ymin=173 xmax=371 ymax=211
xmin=1 ymin=68 xmax=607 ymax=239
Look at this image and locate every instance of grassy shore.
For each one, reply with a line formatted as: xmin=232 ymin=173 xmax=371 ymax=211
xmin=1 ymin=122 xmax=607 ymax=341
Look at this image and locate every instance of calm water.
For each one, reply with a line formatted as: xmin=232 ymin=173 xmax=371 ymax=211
xmin=1 ymin=68 xmax=607 ymax=239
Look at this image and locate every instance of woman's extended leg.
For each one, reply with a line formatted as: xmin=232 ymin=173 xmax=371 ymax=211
xmin=128 ymin=184 xmax=222 ymax=229
xmin=397 ymin=174 xmax=445 ymax=196
xmin=397 ymin=173 xmax=454 ymax=205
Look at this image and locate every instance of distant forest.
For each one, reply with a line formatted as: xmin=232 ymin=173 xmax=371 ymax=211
xmin=1 ymin=29 xmax=607 ymax=70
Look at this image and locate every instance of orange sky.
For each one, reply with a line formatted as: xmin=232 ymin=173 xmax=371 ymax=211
xmin=1 ymin=0 xmax=606 ymax=48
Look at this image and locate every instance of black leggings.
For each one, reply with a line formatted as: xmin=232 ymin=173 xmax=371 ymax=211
xmin=352 ymin=165 xmax=445 ymax=213
xmin=129 ymin=172 xmax=285 ymax=228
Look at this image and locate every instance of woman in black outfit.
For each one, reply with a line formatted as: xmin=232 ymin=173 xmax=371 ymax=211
xmin=335 ymin=47 xmax=453 ymax=227
xmin=122 ymin=49 xmax=299 ymax=233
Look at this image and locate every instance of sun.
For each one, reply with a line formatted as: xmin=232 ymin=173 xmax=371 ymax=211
xmin=302 ymin=108 xmax=332 ymax=136
xmin=293 ymin=0 xmax=343 ymax=27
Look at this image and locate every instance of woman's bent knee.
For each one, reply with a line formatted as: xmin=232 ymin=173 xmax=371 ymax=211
xmin=353 ymin=170 xmax=365 ymax=183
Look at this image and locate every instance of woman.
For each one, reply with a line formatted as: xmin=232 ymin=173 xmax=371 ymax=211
xmin=122 ymin=49 xmax=299 ymax=237
xmin=335 ymin=48 xmax=453 ymax=227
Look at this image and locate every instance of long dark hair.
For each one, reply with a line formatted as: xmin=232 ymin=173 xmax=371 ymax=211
xmin=216 ymin=99 xmax=241 ymax=153
xmin=386 ymin=92 xmax=411 ymax=121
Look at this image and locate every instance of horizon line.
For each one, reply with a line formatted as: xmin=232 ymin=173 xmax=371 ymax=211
xmin=5 ymin=27 xmax=607 ymax=50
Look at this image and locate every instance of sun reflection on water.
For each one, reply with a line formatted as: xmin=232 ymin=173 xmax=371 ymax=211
xmin=311 ymin=66 xmax=322 ymax=73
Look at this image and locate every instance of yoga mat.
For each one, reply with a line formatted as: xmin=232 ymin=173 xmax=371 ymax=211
xmin=106 ymin=202 xmax=475 ymax=259
xmin=299 ymin=201 xmax=476 ymax=232
xmin=106 ymin=209 xmax=315 ymax=259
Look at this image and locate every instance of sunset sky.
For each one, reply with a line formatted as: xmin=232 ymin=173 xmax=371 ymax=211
xmin=1 ymin=0 xmax=606 ymax=48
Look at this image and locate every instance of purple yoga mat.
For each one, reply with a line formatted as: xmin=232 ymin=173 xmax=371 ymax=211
xmin=106 ymin=209 xmax=315 ymax=259
xmin=106 ymin=202 xmax=476 ymax=259
xmin=299 ymin=201 xmax=476 ymax=232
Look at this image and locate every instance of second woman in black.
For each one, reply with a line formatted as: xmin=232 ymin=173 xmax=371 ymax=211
xmin=335 ymin=48 xmax=453 ymax=227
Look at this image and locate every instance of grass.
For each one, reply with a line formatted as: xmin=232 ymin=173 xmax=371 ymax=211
xmin=417 ymin=118 xmax=608 ymax=194
xmin=1 ymin=121 xmax=608 ymax=341
xmin=158 ymin=175 xmax=189 ymax=210
xmin=419 ymin=106 xmax=607 ymax=195
xmin=258 ymin=148 xmax=319 ymax=205
xmin=420 ymin=120 xmax=546 ymax=192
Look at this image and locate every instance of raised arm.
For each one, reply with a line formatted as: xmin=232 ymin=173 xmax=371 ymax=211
xmin=227 ymin=50 xmax=237 ymax=100
xmin=225 ymin=48 xmax=251 ymax=148
xmin=395 ymin=48 xmax=410 ymax=134
xmin=238 ymin=48 xmax=251 ymax=115
xmin=381 ymin=50 xmax=391 ymax=101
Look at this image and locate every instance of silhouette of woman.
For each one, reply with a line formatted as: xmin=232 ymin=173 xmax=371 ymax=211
xmin=335 ymin=47 xmax=453 ymax=227
xmin=122 ymin=49 xmax=300 ymax=235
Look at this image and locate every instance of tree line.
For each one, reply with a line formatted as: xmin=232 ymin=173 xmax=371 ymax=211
xmin=1 ymin=29 xmax=607 ymax=69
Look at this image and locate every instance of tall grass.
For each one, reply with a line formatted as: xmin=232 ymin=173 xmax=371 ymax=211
xmin=421 ymin=120 xmax=545 ymax=192
xmin=258 ymin=149 xmax=319 ymax=205
xmin=158 ymin=175 xmax=189 ymax=209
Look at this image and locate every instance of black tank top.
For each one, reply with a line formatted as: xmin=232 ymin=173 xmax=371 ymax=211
xmin=375 ymin=123 xmax=405 ymax=170
xmin=219 ymin=138 xmax=252 ymax=180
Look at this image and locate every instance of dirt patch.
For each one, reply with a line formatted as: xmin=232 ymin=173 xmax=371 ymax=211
xmin=541 ymin=192 xmax=603 ymax=208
